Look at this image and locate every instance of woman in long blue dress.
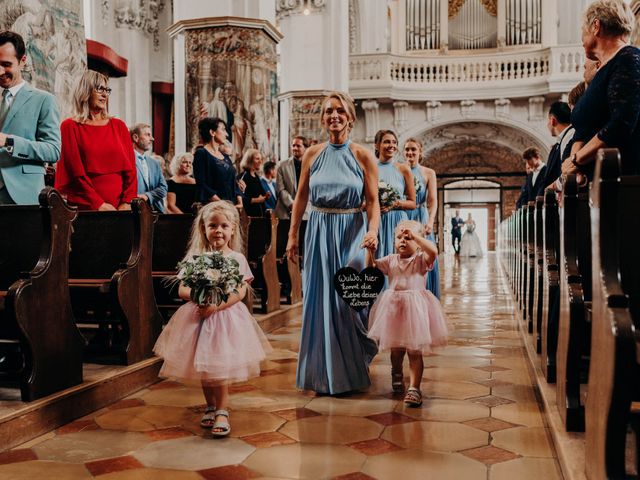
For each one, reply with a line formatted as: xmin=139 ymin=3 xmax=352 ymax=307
xmin=404 ymin=138 xmax=441 ymax=299
xmin=375 ymin=130 xmax=416 ymax=258
xmin=286 ymin=92 xmax=380 ymax=395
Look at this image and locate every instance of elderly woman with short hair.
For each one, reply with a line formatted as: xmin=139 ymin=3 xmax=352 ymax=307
xmin=166 ymin=152 xmax=197 ymax=214
xmin=562 ymin=0 xmax=640 ymax=179
xmin=55 ymin=70 xmax=137 ymax=210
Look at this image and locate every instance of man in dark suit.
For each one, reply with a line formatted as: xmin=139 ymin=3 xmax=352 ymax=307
xmin=516 ymin=147 xmax=547 ymax=208
xmin=276 ymin=135 xmax=307 ymax=219
xmin=451 ymin=210 xmax=464 ymax=254
xmin=542 ymin=101 xmax=574 ymax=188
xmin=0 ymin=31 xmax=61 ymax=204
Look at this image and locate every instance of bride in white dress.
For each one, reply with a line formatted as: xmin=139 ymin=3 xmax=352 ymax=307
xmin=459 ymin=214 xmax=483 ymax=257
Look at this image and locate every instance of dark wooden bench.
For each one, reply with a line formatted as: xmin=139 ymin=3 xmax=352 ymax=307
xmin=152 ymin=213 xmax=195 ymax=321
xmin=245 ymin=212 xmax=280 ymax=313
xmin=532 ymin=195 xmax=545 ymax=353
xmin=541 ymin=188 xmax=560 ymax=383
xmin=556 ymin=174 xmax=592 ymax=431
xmin=69 ymin=199 xmax=162 ymax=365
xmin=585 ymin=149 xmax=640 ymax=479
xmin=0 ymin=188 xmax=84 ymax=401
xmin=526 ymin=201 xmax=536 ymax=334
xmin=519 ymin=205 xmax=529 ymax=331
xmin=275 ymin=219 xmax=302 ymax=304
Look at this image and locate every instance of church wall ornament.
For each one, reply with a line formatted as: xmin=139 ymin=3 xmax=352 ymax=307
xmin=393 ymin=101 xmax=409 ymax=133
xmin=289 ymin=95 xmax=325 ymax=144
xmin=494 ymin=98 xmax=511 ymax=117
xmin=113 ymin=0 xmax=166 ymax=50
xmin=180 ymin=22 xmax=280 ymax=163
xmin=277 ymin=0 xmax=326 ymax=19
xmin=362 ymin=99 xmax=381 ymax=143
xmin=0 ymin=0 xmax=87 ymax=119
xmin=528 ymin=96 xmax=546 ymax=122
xmin=425 ymin=100 xmax=442 ymax=123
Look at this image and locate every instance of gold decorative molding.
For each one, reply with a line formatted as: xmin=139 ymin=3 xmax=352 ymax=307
xmin=449 ymin=0 xmax=497 ymax=18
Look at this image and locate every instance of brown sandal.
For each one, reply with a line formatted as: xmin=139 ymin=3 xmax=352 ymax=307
xmin=404 ymin=387 xmax=423 ymax=407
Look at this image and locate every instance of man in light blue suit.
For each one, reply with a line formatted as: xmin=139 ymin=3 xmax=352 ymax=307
xmin=0 ymin=31 xmax=61 ymax=205
xmin=131 ymin=123 xmax=167 ymax=213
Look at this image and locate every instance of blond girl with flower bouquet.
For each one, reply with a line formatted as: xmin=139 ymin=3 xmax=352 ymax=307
xmin=154 ymin=201 xmax=271 ymax=437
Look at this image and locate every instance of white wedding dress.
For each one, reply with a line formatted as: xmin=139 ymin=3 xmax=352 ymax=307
xmin=459 ymin=223 xmax=483 ymax=257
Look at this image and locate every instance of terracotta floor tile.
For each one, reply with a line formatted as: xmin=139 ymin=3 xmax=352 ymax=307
xmin=229 ymin=384 xmax=259 ymax=394
xmin=347 ymin=438 xmax=402 ymax=456
xmin=331 ymin=473 xmax=377 ymax=480
xmin=0 ymin=460 xmax=93 ymax=479
xmin=473 ymin=365 xmax=510 ymax=373
xmin=473 ymin=379 xmax=513 ymax=388
xmin=273 ymin=407 xmax=321 ymax=421
xmin=469 ymin=395 xmax=515 ymax=408
xmin=0 ymin=448 xmax=37 ymax=465
xmin=108 ymin=398 xmax=146 ymax=410
xmin=84 ymin=455 xmax=143 ymax=476
xmin=143 ymin=427 xmax=194 ymax=441
xmin=55 ymin=419 xmax=100 ymax=435
xmin=269 ymin=358 xmax=298 ymax=364
xmin=240 ymin=431 xmax=297 ymax=448
xmin=279 ymin=415 xmax=383 ymax=444
xmin=365 ymin=412 xmax=416 ymax=426
xmin=490 ymin=457 xmax=563 ymax=480
xmin=259 ymin=369 xmax=282 ymax=377
xmin=461 ymin=445 xmax=520 ymax=465
xmin=148 ymin=380 xmax=183 ymax=390
xmin=198 ymin=464 xmax=260 ymax=479
xmin=462 ymin=417 xmax=519 ymax=432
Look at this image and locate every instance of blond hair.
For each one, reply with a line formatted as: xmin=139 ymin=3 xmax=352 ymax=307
xmin=183 ymin=201 xmax=243 ymax=259
xmin=240 ymin=148 xmax=261 ymax=172
xmin=320 ymin=91 xmax=356 ymax=131
xmin=170 ymin=152 xmax=194 ymax=176
xmin=71 ymin=70 xmax=112 ymax=123
xmin=395 ymin=220 xmax=424 ymax=238
xmin=583 ymin=0 xmax=635 ymax=37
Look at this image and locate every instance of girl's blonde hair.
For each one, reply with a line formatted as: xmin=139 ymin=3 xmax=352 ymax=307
xmin=240 ymin=148 xmax=261 ymax=172
xmin=183 ymin=201 xmax=243 ymax=259
xmin=395 ymin=220 xmax=424 ymax=238
xmin=71 ymin=70 xmax=112 ymax=123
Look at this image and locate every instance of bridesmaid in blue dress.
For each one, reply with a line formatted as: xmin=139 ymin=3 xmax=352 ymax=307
xmin=404 ymin=138 xmax=441 ymax=299
xmin=286 ymin=92 xmax=380 ymax=395
xmin=375 ymin=130 xmax=416 ymax=259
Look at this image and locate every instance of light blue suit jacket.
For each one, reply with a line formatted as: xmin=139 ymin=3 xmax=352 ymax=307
xmin=135 ymin=151 xmax=167 ymax=213
xmin=0 ymin=83 xmax=61 ymax=204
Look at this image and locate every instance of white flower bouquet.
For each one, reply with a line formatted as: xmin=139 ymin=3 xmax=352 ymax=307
xmin=413 ymin=174 xmax=422 ymax=195
xmin=378 ymin=181 xmax=401 ymax=209
xmin=176 ymin=252 xmax=244 ymax=306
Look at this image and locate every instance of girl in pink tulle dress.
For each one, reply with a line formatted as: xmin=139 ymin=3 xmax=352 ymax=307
xmin=154 ymin=201 xmax=271 ymax=436
xmin=368 ymin=220 xmax=447 ymax=407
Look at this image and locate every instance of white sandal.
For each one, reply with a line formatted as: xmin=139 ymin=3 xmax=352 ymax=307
xmin=200 ymin=405 xmax=216 ymax=428
xmin=211 ymin=409 xmax=231 ymax=437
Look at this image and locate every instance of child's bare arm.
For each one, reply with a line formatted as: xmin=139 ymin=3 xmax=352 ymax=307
xmin=178 ymin=284 xmax=191 ymax=302
xmin=365 ymin=248 xmax=376 ymax=268
xmin=413 ymin=234 xmax=438 ymax=263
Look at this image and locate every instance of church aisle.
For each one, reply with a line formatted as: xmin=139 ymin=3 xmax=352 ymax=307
xmin=0 ymin=253 xmax=563 ymax=480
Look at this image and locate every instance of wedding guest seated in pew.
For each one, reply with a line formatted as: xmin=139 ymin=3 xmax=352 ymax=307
xmin=260 ymin=161 xmax=277 ymax=211
xmin=0 ymin=188 xmax=83 ymax=401
xmin=166 ymin=152 xmax=197 ymax=214
xmin=55 ymin=70 xmax=137 ymax=211
xmin=238 ymin=149 xmax=270 ymax=217
xmin=562 ymin=0 xmax=640 ymax=180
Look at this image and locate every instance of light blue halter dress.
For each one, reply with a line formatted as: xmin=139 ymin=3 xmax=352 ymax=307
xmin=296 ymin=141 xmax=378 ymax=394
xmin=406 ymin=166 xmax=441 ymax=299
xmin=378 ymin=161 xmax=409 ymax=258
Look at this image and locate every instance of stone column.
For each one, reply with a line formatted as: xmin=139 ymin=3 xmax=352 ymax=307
xmin=362 ymin=100 xmax=380 ymax=143
xmin=439 ymin=0 xmax=449 ymax=53
xmin=541 ymin=0 xmax=558 ymax=47
xmin=168 ymin=16 xmax=282 ymax=163
xmin=497 ymin=0 xmax=506 ymax=49
xmin=277 ymin=0 xmax=349 ymax=160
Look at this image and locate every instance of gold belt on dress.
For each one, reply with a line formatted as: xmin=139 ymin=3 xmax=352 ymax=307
xmin=309 ymin=205 xmax=362 ymax=214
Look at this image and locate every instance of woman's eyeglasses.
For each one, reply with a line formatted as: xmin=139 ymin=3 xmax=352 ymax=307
xmin=95 ymin=86 xmax=112 ymax=95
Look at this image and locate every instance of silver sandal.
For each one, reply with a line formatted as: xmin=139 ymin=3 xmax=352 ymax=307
xmin=404 ymin=387 xmax=423 ymax=407
xmin=211 ymin=409 xmax=231 ymax=437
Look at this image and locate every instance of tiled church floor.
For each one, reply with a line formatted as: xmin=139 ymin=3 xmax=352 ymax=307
xmin=0 ymin=253 xmax=563 ymax=479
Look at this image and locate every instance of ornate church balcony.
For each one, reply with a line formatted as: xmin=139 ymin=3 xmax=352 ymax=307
xmin=349 ymin=44 xmax=584 ymax=101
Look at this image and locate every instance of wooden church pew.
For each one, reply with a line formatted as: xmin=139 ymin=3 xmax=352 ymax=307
xmin=152 ymin=213 xmax=195 ymax=322
xmin=556 ymin=174 xmax=592 ymax=431
xmin=246 ymin=212 xmax=281 ymax=313
xmin=526 ymin=200 xmax=536 ymax=334
xmin=0 ymin=188 xmax=84 ymax=401
xmin=585 ymin=149 xmax=640 ymax=480
xmin=68 ymin=199 xmax=163 ymax=365
xmin=532 ymin=195 xmax=545 ymax=353
xmin=541 ymin=188 xmax=560 ymax=383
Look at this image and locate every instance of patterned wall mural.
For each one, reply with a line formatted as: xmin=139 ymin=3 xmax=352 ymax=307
xmin=289 ymin=96 xmax=326 ymax=146
xmin=0 ymin=0 xmax=87 ymax=119
xmin=185 ymin=26 xmax=279 ymax=164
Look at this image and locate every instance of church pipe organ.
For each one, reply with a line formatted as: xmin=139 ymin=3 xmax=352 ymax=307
xmin=405 ymin=0 xmax=542 ymax=51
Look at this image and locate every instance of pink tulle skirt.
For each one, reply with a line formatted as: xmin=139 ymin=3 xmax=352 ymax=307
xmin=153 ymin=302 xmax=272 ymax=384
xmin=368 ymin=289 xmax=448 ymax=353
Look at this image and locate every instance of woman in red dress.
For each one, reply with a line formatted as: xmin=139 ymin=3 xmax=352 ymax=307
xmin=55 ymin=70 xmax=137 ymax=210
